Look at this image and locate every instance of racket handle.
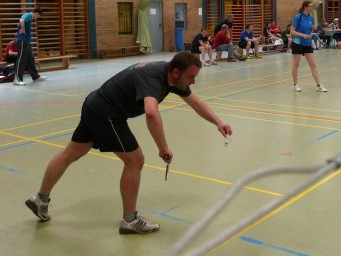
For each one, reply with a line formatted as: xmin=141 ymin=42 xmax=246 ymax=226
xmin=163 ymin=154 xmax=170 ymax=160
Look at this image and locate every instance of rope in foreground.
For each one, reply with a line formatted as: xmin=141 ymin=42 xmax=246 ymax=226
xmin=167 ymin=154 xmax=341 ymax=256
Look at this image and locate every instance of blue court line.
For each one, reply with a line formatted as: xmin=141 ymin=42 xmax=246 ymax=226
xmin=152 ymin=205 xmax=192 ymax=225
xmin=0 ymin=165 xmax=24 ymax=175
xmin=240 ymin=236 xmax=310 ymax=256
xmin=282 ymin=129 xmax=339 ymax=156
xmin=0 ymin=164 xmax=42 ymax=180
xmin=153 ymin=206 xmax=310 ymax=255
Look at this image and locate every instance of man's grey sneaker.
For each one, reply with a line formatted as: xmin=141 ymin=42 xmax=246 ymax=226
xmin=316 ymin=84 xmax=327 ymax=92
xmin=13 ymin=79 xmax=26 ymax=86
xmin=25 ymin=195 xmax=51 ymax=222
xmin=292 ymin=85 xmax=301 ymax=92
xmin=119 ymin=214 xmax=160 ymax=234
xmin=34 ymin=76 xmax=47 ymax=82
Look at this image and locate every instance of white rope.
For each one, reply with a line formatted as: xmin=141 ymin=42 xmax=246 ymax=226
xmin=167 ymin=154 xmax=341 ymax=256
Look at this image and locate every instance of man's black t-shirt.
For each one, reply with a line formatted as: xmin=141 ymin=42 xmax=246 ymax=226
xmin=85 ymin=61 xmax=191 ymax=119
xmin=191 ymin=33 xmax=209 ymax=54
xmin=214 ymin=19 xmax=233 ymax=36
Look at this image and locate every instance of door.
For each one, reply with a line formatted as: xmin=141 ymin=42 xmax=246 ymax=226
xmin=147 ymin=0 xmax=163 ymax=52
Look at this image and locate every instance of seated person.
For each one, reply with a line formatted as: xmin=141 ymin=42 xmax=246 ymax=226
xmin=3 ymin=39 xmax=18 ymax=63
xmin=317 ymin=18 xmax=329 ymax=46
xmin=331 ymin=18 xmax=341 ymax=42
xmin=269 ymin=21 xmax=281 ymax=37
xmin=281 ymin=23 xmax=293 ymax=52
xmin=191 ymin=28 xmax=218 ymax=66
xmin=1 ymin=39 xmax=17 ymax=78
xmin=311 ymin=25 xmax=323 ymax=50
xmin=263 ymin=23 xmax=280 ymax=44
xmin=214 ymin=24 xmax=245 ymax=61
xmin=238 ymin=24 xmax=262 ymax=59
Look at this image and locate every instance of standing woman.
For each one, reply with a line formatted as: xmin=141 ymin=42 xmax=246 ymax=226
xmin=290 ymin=1 xmax=327 ymax=92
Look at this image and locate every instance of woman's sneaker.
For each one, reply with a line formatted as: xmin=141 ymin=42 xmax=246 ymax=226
xmin=119 ymin=214 xmax=160 ymax=234
xmin=25 ymin=195 xmax=51 ymax=222
xmin=316 ymin=84 xmax=327 ymax=92
xmin=292 ymin=84 xmax=302 ymax=92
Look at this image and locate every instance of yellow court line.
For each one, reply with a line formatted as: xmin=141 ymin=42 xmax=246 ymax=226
xmin=165 ymin=98 xmax=341 ymax=122
xmin=0 ymin=130 xmax=281 ymax=197
xmin=144 ymin=165 xmax=282 ymax=197
xmin=194 ymin=65 xmax=338 ymax=93
xmin=4 ymin=87 xmax=78 ymax=97
xmin=0 ymin=128 xmax=75 ymax=147
xmin=175 ymin=107 xmax=341 ymax=131
xmin=1 ymin=114 xmax=80 ymax=132
xmin=206 ymin=104 xmax=341 ymax=123
xmin=207 ymin=169 xmax=341 ymax=255
xmin=2 ymin=86 xmax=89 ymax=97
xmin=196 ymin=55 xmax=340 ymax=77
xmin=220 ymin=98 xmax=341 ymax=114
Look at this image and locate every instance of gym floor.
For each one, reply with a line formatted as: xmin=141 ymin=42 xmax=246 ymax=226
xmin=1 ymin=49 xmax=341 ymax=256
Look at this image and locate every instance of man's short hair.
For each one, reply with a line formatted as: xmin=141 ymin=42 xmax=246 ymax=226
xmin=221 ymin=24 xmax=228 ymax=29
xmin=201 ymin=27 xmax=207 ymax=32
xmin=169 ymin=52 xmax=202 ymax=72
xmin=32 ymin=7 xmax=43 ymax=15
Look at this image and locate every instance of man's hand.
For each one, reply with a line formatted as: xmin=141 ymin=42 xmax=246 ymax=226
xmin=218 ymin=123 xmax=233 ymax=138
xmin=161 ymin=151 xmax=173 ymax=164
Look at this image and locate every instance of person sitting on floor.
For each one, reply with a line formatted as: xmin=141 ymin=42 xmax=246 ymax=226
xmin=269 ymin=21 xmax=281 ymax=37
xmin=214 ymin=24 xmax=245 ymax=62
xmin=331 ymin=18 xmax=341 ymax=43
xmin=191 ymin=28 xmax=218 ymax=66
xmin=281 ymin=23 xmax=293 ymax=52
xmin=238 ymin=24 xmax=262 ymax=59
xmin=3 ymin=38 xmax=18 ymax=63
xmin=1 ymin=39 xmax=18 ymax=79
xmin=264 ymin=22 xmax=280 ymax=44
xmin=311 ymin=25 xmax=323 ymax=50
xmin=317 ymin=18 xmax=329 ymax=47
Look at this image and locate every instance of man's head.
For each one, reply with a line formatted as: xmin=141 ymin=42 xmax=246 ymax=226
xmin=168 ymin=52 xmax=202 ymax=91
xmin=245 ymin=24 xmax=254 ymax=31
xmin=221 ymin=24 xmax=228 ymax=31
xmin=31 ymin=7 xmax=43 ymax=19
xmin=226 ymin=14 xmax=233 ymax=22
xmin=200 ymin=28 xmax=208 ymax=37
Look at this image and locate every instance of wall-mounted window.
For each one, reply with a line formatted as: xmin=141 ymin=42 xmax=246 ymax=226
xmin=118 ymin=2 xmax=133 ymax=34
xmin=175 ymin=3 xmax=187 ymax=29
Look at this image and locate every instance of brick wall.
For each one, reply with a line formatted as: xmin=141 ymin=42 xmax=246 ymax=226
xmin=95 ymin=0 xmax=139 ymax=51
xmin=94 ymin=0 xmax=203 ymax=52
xmin=94 ymin=0 xmax=305 ymax=54
xmin=162 ymin=1 xmax=203 ymax=51
xmin=277 ymin=0 xmax=301 ymax=30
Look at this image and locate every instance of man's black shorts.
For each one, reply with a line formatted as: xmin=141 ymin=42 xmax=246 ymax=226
xmin=238 ymin=41 xmax=255 ymax=49
xmin=71 ymin=102 xmax=139 ymax=152
xmin=291 ymin=42 xmax=313 ymax=55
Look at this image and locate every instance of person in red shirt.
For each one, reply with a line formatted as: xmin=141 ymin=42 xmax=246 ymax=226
xmin=269 ymin=21 xmax=281 ymax=37
xmin=3 ymin=39 xmax=18 ymax=63
xmin=214 ymin=24 xmax=245 ymax=61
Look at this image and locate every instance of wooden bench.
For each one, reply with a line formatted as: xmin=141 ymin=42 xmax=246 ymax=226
xmin=1 ymin=55 xmax=78 ymax=73
xmin=35 ymin=55 xmax=78 ymax=72
xmin=98 ymin=46 xmax=142 ymax=59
